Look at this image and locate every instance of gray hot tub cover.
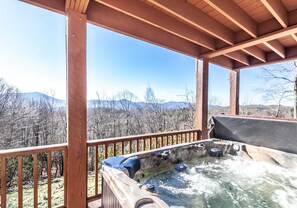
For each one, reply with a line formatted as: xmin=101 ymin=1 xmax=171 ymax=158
xmin=209 ymin=115 xmax=297 ymax=154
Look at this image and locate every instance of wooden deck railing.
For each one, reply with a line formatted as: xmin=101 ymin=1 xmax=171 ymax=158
xmin=0 ymin=144 xmax=68 ymax=208
xmin=0 ymin=129 xmax=201 ymax=207
xmin=86 ymin=129 xmax=201 ymax=202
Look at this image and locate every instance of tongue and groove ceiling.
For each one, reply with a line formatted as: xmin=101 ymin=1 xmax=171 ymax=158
xmin=21 ymin=0 xmax=297 ymax=70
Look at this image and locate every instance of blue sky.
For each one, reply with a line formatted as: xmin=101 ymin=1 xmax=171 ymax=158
xmin=0 ymin=0 xmax=289 ymax=105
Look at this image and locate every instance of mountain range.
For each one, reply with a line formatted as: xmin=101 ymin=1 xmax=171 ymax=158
xmin=21 ymin=92 xmax=191 ymax=109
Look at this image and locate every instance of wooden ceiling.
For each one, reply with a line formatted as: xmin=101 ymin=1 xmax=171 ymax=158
xmin=21 ymin=0 xmax=297 ymax=70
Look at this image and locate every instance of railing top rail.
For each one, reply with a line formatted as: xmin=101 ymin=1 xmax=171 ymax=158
xmin=87 ymin=129 xmax=200 ymax=146
xmin=0 ymin=143 xmax=68 ymax=158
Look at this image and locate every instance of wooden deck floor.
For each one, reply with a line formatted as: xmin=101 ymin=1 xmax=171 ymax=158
xmin=88 ymin=199 xmax=101 ymax=208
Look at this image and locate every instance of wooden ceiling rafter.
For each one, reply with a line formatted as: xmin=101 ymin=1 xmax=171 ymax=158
xmin=260 ymin=0 xmax=297 ymax=43
xmin=95 ymin=0 xmax=215 ymax=50
xmin=65 ymin=0 xmax=90 ymax=13
xmin=20 ymin=0 xmax=297 ymax=70
xmin=264 ymin=40 xmax=285 ymax=58
xmin=96 ymin=0 xmax=249 ymax=66
xmin=205 ymin=0 xmax=291 ymax=60
xmin=146 ymin=0 xmax=266 ymax=64
xmin=202 ymin=24 xmax=297 ymax=58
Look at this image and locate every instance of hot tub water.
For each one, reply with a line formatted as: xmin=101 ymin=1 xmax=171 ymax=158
xmin=144 ymin=156 xmax=297 ymax=208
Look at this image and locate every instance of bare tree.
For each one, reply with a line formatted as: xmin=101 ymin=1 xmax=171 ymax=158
xmin=260 ymin=61 xmax=297 ymax=118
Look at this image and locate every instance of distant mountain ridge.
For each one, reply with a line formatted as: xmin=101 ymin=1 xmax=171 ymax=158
xmin=21 ymin=92 xmax=190 ymax=109
xmin=22 ymin=92 xmax=64 ymax=103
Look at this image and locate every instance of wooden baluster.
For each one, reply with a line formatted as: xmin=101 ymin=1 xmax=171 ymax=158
xmin=47 ymin=152 xmax=52 ymax=208
xmin=95 ymin=146 xmax=99 ymax=195
xmin=121 ymin=142 xmax=124 ymax=155
xmin=166 ymin=136 xmax=168 ymax=146
xmin=33 ymin=154 xmax=38 ymax=208
xmin=105 ymin=144 xmax=108 ymax=159
xmin=161 ymin=137 xmax=164 ymax=147
xmin=113 ymin=142 xmax=117 ymax=156
xmin=1 ymin=158 xmax=6 ymax=208
xmin=129 ymin=141 xmax=132 ymax=154
xmin=18 ymin=156 xmax=23 ymax=208
xmin=136 ymin=140 xmax=139 ymax=152
xmin=149 ymin=138 xmax=152 ymax=150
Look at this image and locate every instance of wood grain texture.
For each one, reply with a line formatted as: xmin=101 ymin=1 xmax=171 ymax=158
xmin=47 ymin=152 xmax=52 ymax=208
xmin=195 ymin=59 xmax=209 ymax=139
xmin=1 ymin=158 xmax=6 ymax=208
xmin=66 ymin=9 xmax=87 ymax=208
xmin=230 ymin=70 xmax=240 ymax=115
xmin=33 ymin=154 xmax=38 ymax=208
xmin=18 ymin=156 xmax=23 ymax=208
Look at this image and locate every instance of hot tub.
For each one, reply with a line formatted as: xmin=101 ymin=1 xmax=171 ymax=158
xmin=101 ymin=139 xmax=297 ymax=208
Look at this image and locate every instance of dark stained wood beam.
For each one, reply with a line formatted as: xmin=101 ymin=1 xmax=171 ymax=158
xmin=230 ymin=70 xmax=240 ymax=115
xmin=196 ymin=59 xmax=209 ymax=139
xmin=66 ymin=9 xmax=87 ymax=207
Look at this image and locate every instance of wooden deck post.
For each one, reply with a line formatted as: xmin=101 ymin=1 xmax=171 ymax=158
xmin=230 ymin=70 xmax=240 ymax=115
xmin=66 ymin=10 xmax=87 ymax=208
xmin=195 ymin=58 xmax=209 ymax=139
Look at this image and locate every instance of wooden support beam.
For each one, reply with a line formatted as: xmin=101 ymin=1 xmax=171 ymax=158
xmin=225 ymin=52 xmax=249 ymax=66
xmin=87 ymin=2 xmax=201 ymax=58
xmin=264 ymin=40 xmax=286 ymax=58
xmin=66 ymin=10 xmax=87 ymax=208
xmin=230 ymin=70 xmax=240 ymax=115
xmin=206 ymin=0 xmax=258 ymax=38
xmin=234 ymin=46 xmax=297 ymax=69
xmin=95 ymin=0 xmax=215 ymax=50
xmin=292 ymin=34 xmax=297 ymax=42
xmin=147 ymin=0 xmax=267 ymax=63
xmin=242 ymin=47 xmax=266 ymax=62
xmin=95 ymin=0 xmax=253 ymax=68
xmin=147 ymin=0 xmax=234 ymax=45
xmin=202 ymin=25 xmax=297 ymax=58
xmin=195 ymin=59 xmax=209 ymax=139
xmin=21 ymin=0 xmax=65 ymax=15
xmin=210 ymin=56 xmax=234 ymax=69
xmin=260 ymin=0 xmax=288 ymax=28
